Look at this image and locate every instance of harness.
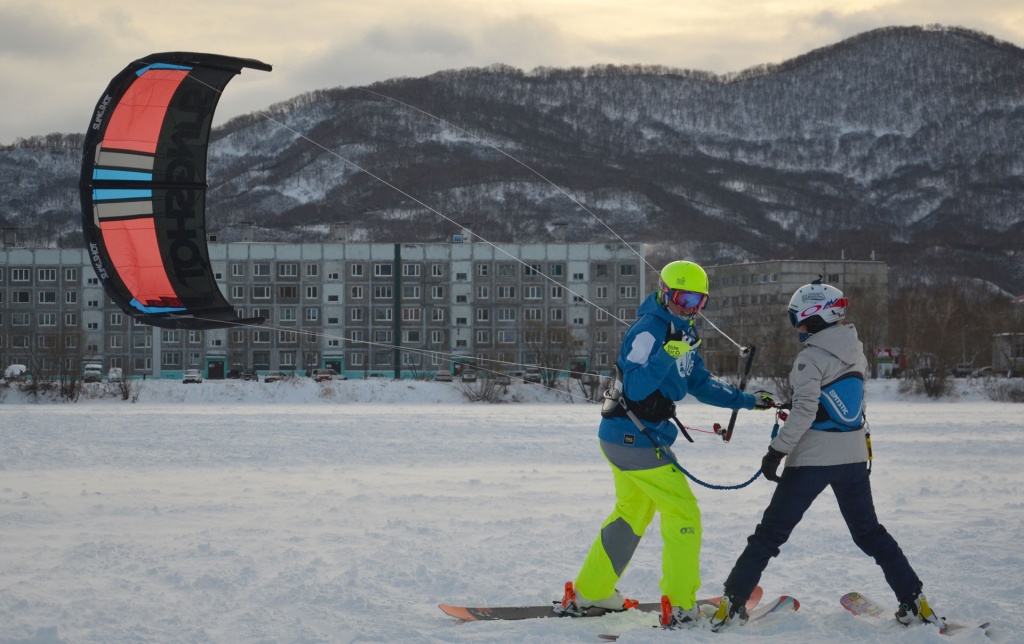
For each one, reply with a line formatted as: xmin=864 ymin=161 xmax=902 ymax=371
xmin=600 ymin=317 xmax=696 ymax=443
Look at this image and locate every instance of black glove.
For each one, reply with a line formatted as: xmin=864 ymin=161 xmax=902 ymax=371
xmin=751 ymin=390 xmax=776 ymax=410
xmin=761 ymin=446 xmax=786 ymax=483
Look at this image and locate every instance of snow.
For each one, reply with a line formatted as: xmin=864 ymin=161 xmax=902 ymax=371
xmin=0 ymin=379 xmax=1020 ymax=643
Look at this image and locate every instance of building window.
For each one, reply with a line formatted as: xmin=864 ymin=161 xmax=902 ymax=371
xmin=278 ymin=263 xmax=298 ymax=278
xmin=278 ymin=285 xmax=298 ymax=300
xmin=64 ymin=268 xmax=78 ymax=282
xmin=254 ymin=263 xmax=271 ymax=276
xmin=374 ymin=263 xmax=393 ymax=277
xmin=403 ymin=264 xmax=421 ymax=277
xmin=374 ymin=286 xmax=393 ymax=299
xmin=232 ymin=263 xmax=244 ymax=277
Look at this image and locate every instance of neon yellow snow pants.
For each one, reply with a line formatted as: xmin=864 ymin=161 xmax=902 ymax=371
xmin=575 ymin=461 xmax=702 ymax=608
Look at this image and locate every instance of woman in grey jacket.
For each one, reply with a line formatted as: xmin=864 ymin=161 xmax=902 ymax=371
xmin=709 ymin=279 xmax=944 ymax=631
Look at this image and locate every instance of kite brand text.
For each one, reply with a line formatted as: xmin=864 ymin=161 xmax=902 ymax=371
xmin=92 ymin=95 xmax=112 ymax=131
xmin=88 ymin=243 xmax=109 ymax=279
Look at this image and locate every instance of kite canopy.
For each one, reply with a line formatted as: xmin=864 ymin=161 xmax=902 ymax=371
xmin=80 ymin=52 xmax=272 ymax=330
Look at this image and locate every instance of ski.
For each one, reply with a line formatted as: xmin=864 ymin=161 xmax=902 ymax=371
xmin=840 ymin=591 xmax=996 ymax=639
xmin=596 ymin=592 xmax=782 ymax=641
xmin=439 ymin=585 xmax=763 ymax=622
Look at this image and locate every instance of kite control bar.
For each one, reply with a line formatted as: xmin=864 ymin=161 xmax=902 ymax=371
xmin=720 ymin=345 xmax=756 ymax=443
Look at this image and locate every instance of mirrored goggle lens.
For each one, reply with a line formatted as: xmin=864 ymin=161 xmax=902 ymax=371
xmin=668 ymin=289 xmax=707 ymax=310
xmin=788 ymin=309 xmax=800 ymax=327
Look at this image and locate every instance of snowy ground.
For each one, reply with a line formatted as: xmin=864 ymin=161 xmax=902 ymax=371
xmin=0 ymin=378 xmax=1021 ymax=643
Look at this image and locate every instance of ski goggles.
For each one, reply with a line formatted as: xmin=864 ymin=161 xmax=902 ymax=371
xmin=661 ymin=284 xmax=708 ymax=311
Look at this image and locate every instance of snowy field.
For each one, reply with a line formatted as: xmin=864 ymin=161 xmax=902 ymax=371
xmin=0 ymin=378 xmax=1021 ymax=643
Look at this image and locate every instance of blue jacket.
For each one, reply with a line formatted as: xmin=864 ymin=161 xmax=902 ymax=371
xmin=598 ymin=294 xmax=755 ymax=449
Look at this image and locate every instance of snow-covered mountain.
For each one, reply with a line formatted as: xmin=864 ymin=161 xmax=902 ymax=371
xmin=2 ymin=25 xmax=1023 ymax=292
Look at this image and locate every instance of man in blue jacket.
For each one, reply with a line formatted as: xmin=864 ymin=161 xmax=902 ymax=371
xmin=558 ymin=260 xmax=775 ymax=629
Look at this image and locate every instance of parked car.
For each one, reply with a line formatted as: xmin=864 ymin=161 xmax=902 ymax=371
xmin=460 ymin=369 xmax=478 ymax=383
xmin=523 ymin=366 xmax=542 ymax=383
xmin=495 ymin=372 xmax=512 ymax=386
xmin=83 ymin=363 xmax=103 ymax=383
xmin=264 ymin=371 xmax=288 ymax=383
xmin=3 ymin=364 xmax=28 ymax=383
xmin=226 ymin=369 xmax=243 ymax=379
xmin=107 ymin=368 xmax=124 ymax=383
xmin=952 ymin=363 xmax=973 ymax=378
xmin=312 ymin=368 xmax=338 ymax=382
xmin=435 ymin=371 xmax=452 ymax=382
xmin=241 ymin=370 xmax=258 ymax=381
xmin=182 ymin=369 xmax=203 ymax=384
xmin=970 ymin=366 xmax=996 ymax=378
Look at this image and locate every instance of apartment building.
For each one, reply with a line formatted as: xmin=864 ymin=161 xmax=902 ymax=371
xmin=698 ymin=259 xmax=889 ymax=376
xmin=0 ymin=239 xmax=647 ymax=380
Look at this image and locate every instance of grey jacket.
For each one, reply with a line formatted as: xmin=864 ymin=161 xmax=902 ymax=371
xmin=770 ymin=323 xmax=870 ymax=467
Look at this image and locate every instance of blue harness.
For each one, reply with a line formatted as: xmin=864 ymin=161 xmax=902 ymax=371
xmin=810 ymin=372 xmax=864 ymax=432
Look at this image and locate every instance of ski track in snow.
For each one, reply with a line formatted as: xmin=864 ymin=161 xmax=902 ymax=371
xmin=0 ymin=379 xmax=1020 ymax=643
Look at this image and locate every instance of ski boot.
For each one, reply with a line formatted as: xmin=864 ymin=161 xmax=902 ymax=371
xmin=554 ymin=581 xmax=638 ymax=616
xmin=659 ymin=596 xmax=702 ymax=629
xmin=709 ymin=592 xmax=749 ymax=631
xmin=896 ymin=586 xmax=945 ymax=627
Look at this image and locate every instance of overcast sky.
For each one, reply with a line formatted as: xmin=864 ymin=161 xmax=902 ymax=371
xmin=2 ymin=0 xmax=1023 ymax=145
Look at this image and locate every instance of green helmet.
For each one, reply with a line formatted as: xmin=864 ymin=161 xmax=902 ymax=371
xmin=659 ymin=261 xmax=709 ymax=294
xmin=658 ymin=261 xmax=709 ymax=311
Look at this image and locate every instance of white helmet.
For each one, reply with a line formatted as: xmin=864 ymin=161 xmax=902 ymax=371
xmin=788 ymin=278 xmax=847 ymax=330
